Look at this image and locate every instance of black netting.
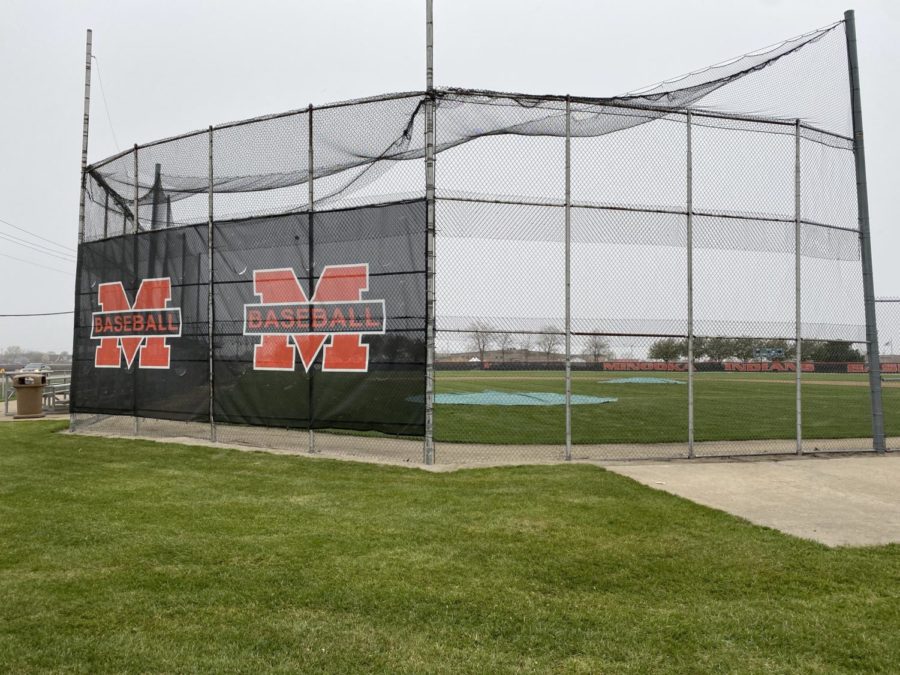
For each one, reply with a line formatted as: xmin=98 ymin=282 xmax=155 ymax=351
xmin=83 ymin=22 xmax=854 ymax=222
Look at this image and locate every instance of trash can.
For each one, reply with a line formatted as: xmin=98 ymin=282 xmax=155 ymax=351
xmin=12 ymin=373 xmax=47 ymax=419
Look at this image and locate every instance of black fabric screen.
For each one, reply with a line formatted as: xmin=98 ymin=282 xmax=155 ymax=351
xmin=72 ymin=199 xmax=426 ymax=436
xmin=212 ymin=199 xmax=426 ymax=435
xmin=71 ymin=225 xmax=210 ymax=421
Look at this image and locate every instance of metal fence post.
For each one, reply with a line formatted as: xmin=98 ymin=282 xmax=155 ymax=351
xmin=423 ymin=0 xmax=436 ymax=465
xmin=845 ymin=10 xmax=886 ymax=453
xmin=686 ymin=109 xmax=694 ymax=458
xmin=564 ymin=96 xmax=572 ymax=461
xmin=132 ymin=147 xmax=140 ymax=227
xmin=308 ymin=104 xmax=316 ymax=454
xmin=795 ymin=119 xmax=802 ymax=455
xmin=208 ymin=127 xmax=216 ymax=442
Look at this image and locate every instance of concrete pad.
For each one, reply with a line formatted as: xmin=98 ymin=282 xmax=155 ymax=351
xmin=0 ymin=400 xmax=68 ymax=422
xmin=608 ymin=454 xmax=900 ymax=547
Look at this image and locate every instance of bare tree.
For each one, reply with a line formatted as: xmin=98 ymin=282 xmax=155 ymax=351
xmin=583 ymin=334 xmax=612 ymax=363
xmin=467 ymin=320 xmax=494 ymax=362
xmin=494 ymin=332 xmax=515 ymax=362
xmin=536 ymin=326 xmax=561 ymax=363
xmin=518 ymin=334 xmax=533 ymax=363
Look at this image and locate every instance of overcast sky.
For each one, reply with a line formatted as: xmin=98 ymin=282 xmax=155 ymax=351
xmin=1 ymin=0 xmax=898 ymax=353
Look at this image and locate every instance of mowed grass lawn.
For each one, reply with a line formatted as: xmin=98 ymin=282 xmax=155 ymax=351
xmin=2 ymin=423 xmax=899 ymax=673
xmin=434 ymin=371 xmax=899 ymax=444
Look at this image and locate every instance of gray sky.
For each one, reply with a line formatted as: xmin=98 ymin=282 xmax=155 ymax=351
xmin=1 ymin=0 xmax=898 ymax=353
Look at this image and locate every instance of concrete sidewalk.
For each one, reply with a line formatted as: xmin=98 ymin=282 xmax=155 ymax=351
xmin=608 ymin=454 xmax=900 ymax=547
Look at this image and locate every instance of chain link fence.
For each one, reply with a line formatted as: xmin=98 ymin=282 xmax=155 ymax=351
xmin=71 ymin=17 xmax=888 ymax=464
xmin=876 ymin=299 xmax=900 ymax=451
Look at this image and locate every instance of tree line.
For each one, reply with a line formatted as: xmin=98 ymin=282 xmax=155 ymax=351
xmin=1 ymin=345 xmax=71 ymax=366
xmin=464 ymin=323 xmax=865 ymax=364
xmin=647 ymin=337 xmax=864 ymax=362
xmin=467 ymin=321 xmax=611 ymax=363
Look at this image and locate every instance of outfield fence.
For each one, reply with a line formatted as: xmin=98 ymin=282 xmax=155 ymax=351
xmin=70 ymin=14 xmax=890 ymax=464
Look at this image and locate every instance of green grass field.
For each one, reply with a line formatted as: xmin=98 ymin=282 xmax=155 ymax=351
xmin=1 ymin=422 xmax=898 ymax=673
xmin=434 ymin=371 xmax=897 ymax=444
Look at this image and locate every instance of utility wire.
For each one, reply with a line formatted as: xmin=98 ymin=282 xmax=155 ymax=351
xmin=0 ymin=217 xmax=76 ymax=253
xmin=92 ymin=55 xmax=122 ymax=153
xmin=0 ymin=252 xmax=74 ymax=276
xmin=0 ymin=311 xmax=74 ymax=317
xmin=0 ymin=232 xmax=76 ymax=264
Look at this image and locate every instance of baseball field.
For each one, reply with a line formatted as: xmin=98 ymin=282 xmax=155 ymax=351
xmin=433 ymin=370 xmax=897 ymax=445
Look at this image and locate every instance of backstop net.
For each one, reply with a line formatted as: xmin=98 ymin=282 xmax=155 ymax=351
xmin=71 ymin=18 xmax=887 ymax=463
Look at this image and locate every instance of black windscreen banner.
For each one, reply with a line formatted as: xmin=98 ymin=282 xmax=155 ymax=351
xmin=72 ymin=199 xmax=427 ymax=436
xmin=72 ymin=225 xmax=211 ymax=422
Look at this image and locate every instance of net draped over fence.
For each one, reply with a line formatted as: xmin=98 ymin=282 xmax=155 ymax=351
xmin=72 ymin=18 xmax=888 ymax=463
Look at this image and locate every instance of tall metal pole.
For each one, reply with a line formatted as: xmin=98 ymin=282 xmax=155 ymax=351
xmin=795 ymin=119 xmax=802 ymax=455
xmin=423 ymin=0 xmax=436 ymax=465
xmin=686 ymin=109 xmax=694 ymax=458
xmin=133 ymin=143 xmax=140 ymax=436
xmin=308 ymin=104 xmax=316 ymax=454
xmin=564 ymin=96 xmax=572 ymax=461
xmin=845 ymin=9 xmax=885 ymax=453
xmin=208 ymin=127 xmax=216 ymax=442
xmin=78 ymin=29 xmax=92 ymax=246
xmin=72 ymin=28 xmax=92 ymax=431
xmin=426 ymin=0 xmax=434 ymax=90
